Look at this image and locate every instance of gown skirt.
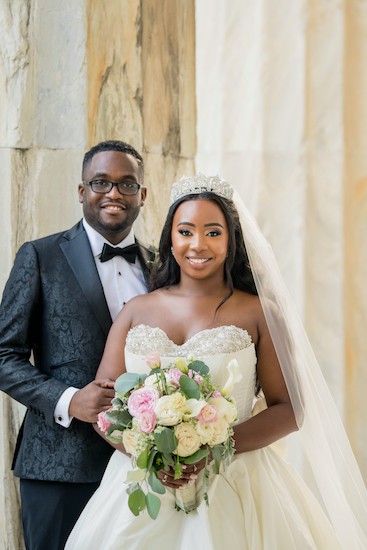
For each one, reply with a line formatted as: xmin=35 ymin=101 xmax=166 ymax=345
xmin=66 ymin=325 xmax=342 ymax=550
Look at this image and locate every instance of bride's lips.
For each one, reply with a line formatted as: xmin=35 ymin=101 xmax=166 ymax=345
xmin=186 ymin=257 xmax=212 ymax=266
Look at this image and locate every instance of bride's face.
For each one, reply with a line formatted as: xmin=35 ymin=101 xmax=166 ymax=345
xmin=171 ymin=198 xmax=229 ymax=281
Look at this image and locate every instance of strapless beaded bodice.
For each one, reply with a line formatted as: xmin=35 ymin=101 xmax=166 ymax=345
xmin=126 ymin=324 xmax=253 ymax=356
xmin=125 ymin=324 xmax=257 ymax=423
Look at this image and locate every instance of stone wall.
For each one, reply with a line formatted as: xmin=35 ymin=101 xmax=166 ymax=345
xmin=0 ymin=1 xmax=196 ymax=547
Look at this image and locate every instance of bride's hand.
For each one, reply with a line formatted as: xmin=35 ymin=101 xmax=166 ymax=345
xmin=157 ymin=457 xmax=207 ymax=489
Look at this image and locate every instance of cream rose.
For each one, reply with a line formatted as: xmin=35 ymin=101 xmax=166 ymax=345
xmin=122 ymin=429 xmax=141 ymax=457
xmin=173 ymin=422 xmax=202 ymax=457
xmin=196 ymin=418 xmax=229 ymax=446
xmin=155 ymin=393 xmax=186 ymax=426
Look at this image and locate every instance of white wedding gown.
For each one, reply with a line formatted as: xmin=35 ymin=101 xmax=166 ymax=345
xmin=66 ymin=325 xmax=341 ymax=549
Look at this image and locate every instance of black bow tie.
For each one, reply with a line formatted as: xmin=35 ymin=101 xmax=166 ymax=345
xmin=99 ymin=243 xmax=139 ymax=263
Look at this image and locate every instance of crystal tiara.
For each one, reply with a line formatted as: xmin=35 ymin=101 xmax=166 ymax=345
xmin=170 ymin=174 xmax=234 ymax=204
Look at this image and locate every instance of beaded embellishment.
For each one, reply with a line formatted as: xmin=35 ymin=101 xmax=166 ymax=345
xmin=126 ymin=324 xmax=252 ymax=357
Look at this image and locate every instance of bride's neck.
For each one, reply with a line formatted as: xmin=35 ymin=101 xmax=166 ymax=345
xmin=175 ymin=275 xmax=228 ymax=297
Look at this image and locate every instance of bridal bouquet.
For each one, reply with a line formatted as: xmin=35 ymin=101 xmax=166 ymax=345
xmin=97 ymin=355 xmax=241 ymax=520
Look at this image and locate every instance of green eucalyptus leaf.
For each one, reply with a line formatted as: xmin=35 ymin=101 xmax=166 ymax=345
xmin=105 ymin=427 xmax=124 ymax=444
xmin=148 ymin=472 xmax=166 ymax=494
xmin=188 ymin=360 xmax=209 ymax=375
xmin=105 ymin=409 xmax=132 ymax=427
xmin=126 ymin=482 xmax=139 ymax=495
xmin=128 ymin=488 xmax=146 ymax=516
xmin=147 ymin=450 xmax=158 ymax=471
xmin=154 ymin=427 xmax=177 ymax=454
xmin=115 ymin=373 xmax=141 ymax=396
xmin=211 ymin=445 xmax=223 ymax=474
xmin=179 ymin=375 xmax=201 ymax=399
xmin=146 ymin=492 xmax=161 ymax=520
xmin=137 ymin=447 xmax=149 ymax=469
xmin=181 ymin=447 xmax=210 ymax=464
xmin=111 ymin=397 xmax=124 ymax=408
xmin=162 ymin=453 xmax=174 ymax=469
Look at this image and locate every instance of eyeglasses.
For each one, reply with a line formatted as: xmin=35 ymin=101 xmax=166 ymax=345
xmin=82 ymin=179 xmax=142 ymax=195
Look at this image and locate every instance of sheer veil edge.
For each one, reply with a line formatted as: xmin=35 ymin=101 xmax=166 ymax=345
xmin=234 ymin=190 xmax=367 ymax=548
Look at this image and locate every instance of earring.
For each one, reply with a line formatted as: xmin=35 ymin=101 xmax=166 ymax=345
xmin=171 ymin=246 xmax=174 ymax=256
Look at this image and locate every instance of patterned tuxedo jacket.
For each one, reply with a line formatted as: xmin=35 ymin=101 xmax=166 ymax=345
xmin=0 ymin=221 xmax=153 ymax=482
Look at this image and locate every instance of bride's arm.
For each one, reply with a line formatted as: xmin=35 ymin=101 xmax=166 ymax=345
xmin=233 ymin=306 xmax=298 ymax=453
xmin=96 ymin=306 xmax=135 ymax=381
xmin=91 ymin=303 xmax=136 ymax=451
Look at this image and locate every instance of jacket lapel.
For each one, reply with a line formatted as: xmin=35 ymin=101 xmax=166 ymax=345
xmin=59 ymin=222 xmax=112 ymax=337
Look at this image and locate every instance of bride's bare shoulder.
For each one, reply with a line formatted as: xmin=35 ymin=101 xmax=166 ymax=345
xmin=124 ymin=288 xmax=166 ymax=310
xmin=233 ymin=289 xmax=261 ymax=309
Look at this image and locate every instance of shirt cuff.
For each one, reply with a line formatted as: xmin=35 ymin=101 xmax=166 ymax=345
xmin=54 ymin=387 xmax=79 ymax=428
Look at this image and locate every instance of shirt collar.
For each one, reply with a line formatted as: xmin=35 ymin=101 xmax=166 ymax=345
xmin=82 ymin=218 xmax=136 ymax=258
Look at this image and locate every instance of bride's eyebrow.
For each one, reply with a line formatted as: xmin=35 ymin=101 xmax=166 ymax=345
xmin=204 ymin=222 xmax=224 ymax=228
xmin=176 ymin=222 xmax=224 ymax=228
xmin=176 ymin=222 xmax=195 ymax=227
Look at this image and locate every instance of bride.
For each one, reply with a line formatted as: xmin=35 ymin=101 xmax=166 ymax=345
xmin=66 ymin=175 xmax=367 ymax=549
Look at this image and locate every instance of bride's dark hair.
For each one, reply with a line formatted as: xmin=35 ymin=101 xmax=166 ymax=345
xmin=149 ymin=192 xmax=257 ymax=301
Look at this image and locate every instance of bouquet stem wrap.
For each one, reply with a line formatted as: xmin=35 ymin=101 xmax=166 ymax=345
xmin=175 ymin=482 xmax=197 ymax=513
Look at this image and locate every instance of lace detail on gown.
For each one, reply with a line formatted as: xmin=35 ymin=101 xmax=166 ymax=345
xmin=126 ymin=324 xmax=253 ymax=356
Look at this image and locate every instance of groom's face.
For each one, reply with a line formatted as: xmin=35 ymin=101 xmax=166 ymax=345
xmin=79 ymin=150 xmax=146 ymax=244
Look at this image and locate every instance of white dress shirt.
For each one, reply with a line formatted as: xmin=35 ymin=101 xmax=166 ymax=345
xmin=54 ymin=219 xmax=148 ymax=427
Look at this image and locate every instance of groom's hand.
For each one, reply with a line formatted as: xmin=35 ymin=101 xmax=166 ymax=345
xmin=69 ymin=379 xmax=115 ymax=423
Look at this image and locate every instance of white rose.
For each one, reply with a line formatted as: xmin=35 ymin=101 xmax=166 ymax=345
xmin=155 ymin=393 xmax=186 ymax=426
xmin=173 ymin=422 xmax=202 ymax=457
xmin=208 ymin=396 xmax=237 ymax=424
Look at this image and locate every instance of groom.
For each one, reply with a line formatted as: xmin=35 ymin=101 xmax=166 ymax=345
xmin=0 ymin=140 xmax=152 ymax=550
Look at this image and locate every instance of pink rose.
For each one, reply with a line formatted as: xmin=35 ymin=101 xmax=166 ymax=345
xmin=188 ymin=370 xmax=203 ymax=385
xmin=144 ymin=353 xmax=161 ymax=369
xmin=128 ymin=387 xmax=159 ymax=417
xmin=212 ymin=390 xmax=222 ymax=398
xmin=197 ymin=404 xmax=218 ymax=424
xmin=97 ymin=411 xmax=112 ymax=434
xmin=137 ymin=410 xmax=157 ymax=433
xmin=168 ymin=368 xmax=185 ymax=387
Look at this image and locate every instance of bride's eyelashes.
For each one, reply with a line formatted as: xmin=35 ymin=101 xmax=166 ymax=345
xmin=177 ymin=228 xmax=223 ymax=238
xmin=206 ymin=230 xmax=222 ymax=237
xmin=178 ymin=228 xmax=193 ymax=236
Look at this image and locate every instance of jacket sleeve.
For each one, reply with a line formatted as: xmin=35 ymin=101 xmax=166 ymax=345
xmin=0 ymin=242 xmax=69 ymax=426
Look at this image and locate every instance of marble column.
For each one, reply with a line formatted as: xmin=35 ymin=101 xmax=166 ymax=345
xmin=344 ymin=0 xmax=367 ymax=481
xmin=0 ymin=1 xmax=196 ymax=547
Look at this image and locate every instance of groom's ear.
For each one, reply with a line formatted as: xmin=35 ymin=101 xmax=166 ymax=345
xmin=140 ymin=187 xmax=147 ymax=206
